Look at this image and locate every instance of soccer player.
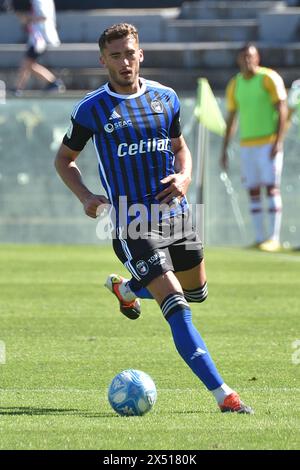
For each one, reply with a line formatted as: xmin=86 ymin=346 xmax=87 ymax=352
xmin=221 ymin=44 xmax=288 ymax=252
xmin=13 ymin=0 xmax=65 ymax=94
xmin=55 ymin=23 xmax=253 ymax=414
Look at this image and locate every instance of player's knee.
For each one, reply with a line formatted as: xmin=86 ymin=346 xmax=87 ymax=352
xmin=183 ymin=282 xmax=208 ymax=303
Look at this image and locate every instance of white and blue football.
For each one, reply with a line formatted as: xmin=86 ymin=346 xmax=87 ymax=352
xmin=108 ymin=369 xmax=157 ymax=416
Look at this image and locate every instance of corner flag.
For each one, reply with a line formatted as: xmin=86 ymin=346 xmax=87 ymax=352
xmin=194 ymin=78 xmax=226 ymax=136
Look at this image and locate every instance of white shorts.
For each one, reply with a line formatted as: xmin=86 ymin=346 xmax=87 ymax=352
xmin=240 ymin=143 xmax=283 ymax=189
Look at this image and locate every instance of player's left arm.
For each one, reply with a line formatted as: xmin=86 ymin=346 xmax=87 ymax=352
xmin=156 ymin=135 xmax=192 ymax=204
xmin=264 ymin=72 xmax=288 ymax=158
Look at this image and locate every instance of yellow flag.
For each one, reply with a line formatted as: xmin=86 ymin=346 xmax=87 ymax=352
xmin=194 ymin=78 xmax=226 ymax=136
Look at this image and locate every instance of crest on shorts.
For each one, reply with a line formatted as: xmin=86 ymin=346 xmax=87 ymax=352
xmin=136 ymin=260 xmax=149 ymax=276
xmin=151 ymin=99 xmax=164 ymax=113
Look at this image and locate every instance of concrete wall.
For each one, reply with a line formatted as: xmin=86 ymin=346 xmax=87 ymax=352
xmin=259 ymin=9 xmax=300 ymax=41
xmin=1 ymin=2 xmax=300 ymax=91
xmin=0 ymin=12 xmax=26 ymax=43
xmin=180 ymin=1 xmax=286 ymax=19
xmin=54 ymin=0 xmax=193 ymax=8
xmin=56 ymin=11 xmax=173 ymax=43
xmin=0 ymin=10 xmax=177 ymax=44
xmin=1 ymin=4 xmax=300 ymax=44
xmin=2 ymin=43 xmax=300 ymax=70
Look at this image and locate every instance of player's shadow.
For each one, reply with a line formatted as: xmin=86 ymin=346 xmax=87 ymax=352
xmin=0 ymin=407 xmax=116 ymax=418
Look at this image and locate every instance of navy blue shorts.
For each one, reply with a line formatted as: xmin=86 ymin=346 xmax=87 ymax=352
xmin=26 ymin=45 xmax=45 ymax=60
xmin=112 ymin=210 xmax=203 ymax=288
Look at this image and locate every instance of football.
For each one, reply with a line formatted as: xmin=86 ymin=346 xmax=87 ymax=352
xmin=108 ymin=369 xmax=157 ymax=416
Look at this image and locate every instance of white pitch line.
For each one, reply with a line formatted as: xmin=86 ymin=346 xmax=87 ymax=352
xmin=0 ymin=387 xmax=299 ymax=393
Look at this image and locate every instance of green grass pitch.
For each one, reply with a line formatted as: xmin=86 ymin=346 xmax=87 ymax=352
xmin=0 ymin=244 xmax=299 ymax=450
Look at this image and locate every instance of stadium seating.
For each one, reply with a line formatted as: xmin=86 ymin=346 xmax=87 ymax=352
xmin=0 ymin=1 xmax=300 ymax=90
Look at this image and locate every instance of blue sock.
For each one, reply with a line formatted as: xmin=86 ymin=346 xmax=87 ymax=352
xmin=161 ymin=293 xmax=224 ymax=391
xmin=128 ymin=279 xmax=153 ymax=299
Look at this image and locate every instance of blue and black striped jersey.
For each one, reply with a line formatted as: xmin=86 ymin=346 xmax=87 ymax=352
xmin=63 ymin=78 xmax=188 ymax=219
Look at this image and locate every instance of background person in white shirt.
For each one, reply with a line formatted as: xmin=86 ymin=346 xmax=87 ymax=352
xmin=13 ymin=0 xmax=65 ymax=94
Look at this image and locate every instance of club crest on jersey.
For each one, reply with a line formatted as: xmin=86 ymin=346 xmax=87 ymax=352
xmin=151 ymin=99 xmax=164 ymax=113
xmin=104 ymin=119 xmax=133 ymax=133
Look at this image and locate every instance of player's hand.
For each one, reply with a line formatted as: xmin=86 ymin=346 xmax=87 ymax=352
xmin=83 ymin=194 xmax=110 ymax=218
xmin=270 ymin=141 xmax=283 ymax=159
xmin=155 ymin=173 xmax=191 ymax=205
xmin=220 ymin=150 xmax=229 ymax=170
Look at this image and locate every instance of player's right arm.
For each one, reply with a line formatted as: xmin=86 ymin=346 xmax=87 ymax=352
xmin=56 ymin=99 xmax=110 ymax=218
xmin=55 ymin=144 xmax=109 ymax=218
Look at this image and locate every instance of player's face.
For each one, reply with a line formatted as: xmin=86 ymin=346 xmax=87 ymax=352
xmin=100 ymin=35 xmax=144 ymax=93
xmin=237 ymin=46 xmax=260 ymax=76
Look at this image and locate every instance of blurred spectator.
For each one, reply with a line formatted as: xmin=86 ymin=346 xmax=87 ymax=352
xmin=221 ymin=44 xmax=288 ymax=252
xmin=12 ymin=0 xmax=65 ymax=94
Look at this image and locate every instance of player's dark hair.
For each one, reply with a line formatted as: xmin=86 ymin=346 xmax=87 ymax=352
xmin=98 ymin=23 xmax=139 ymax=52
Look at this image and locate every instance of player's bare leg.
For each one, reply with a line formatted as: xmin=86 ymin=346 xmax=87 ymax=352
xmin=175 ymin=261 xmax=208 ymax=303
xmin=15 ymin=57 xmax=33 ymax=92
xmin=175 ymin=260 xmax=206 ymax=289
xmin=15 ymin=57 xmax=63 ymax=93
xmin=30 ymin=61 xmax=57 ymax=84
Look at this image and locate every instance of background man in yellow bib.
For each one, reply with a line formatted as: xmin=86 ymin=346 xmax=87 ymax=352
xmin=221 ymin=44 xmax=288 ymax=252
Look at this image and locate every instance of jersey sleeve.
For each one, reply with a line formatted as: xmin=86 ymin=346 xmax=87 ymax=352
xmin=62 ymin=99 xmax=95 ymax=151
xmin=169 ymin=111 xmax=181 ymax=138
xmin=263 ymin=70 xmax=287 ymax=104
xmin=169 ymin=92 xmax=182 ymax=138
xmin=225 ymin=77 xmax=238 ymax=112
xmin=63 ymin=118 xmax=94 ymax=151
